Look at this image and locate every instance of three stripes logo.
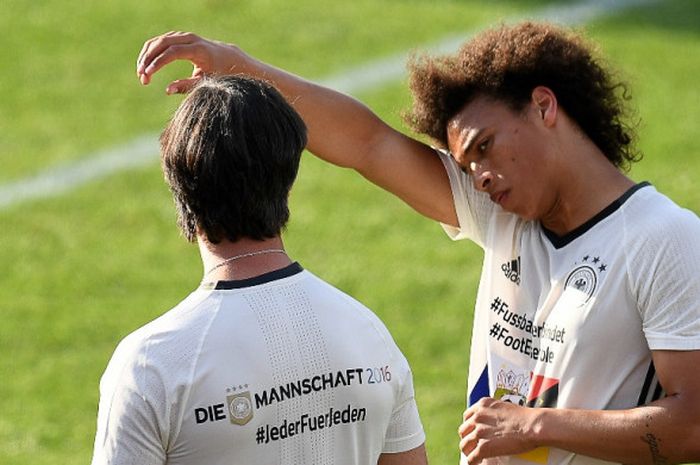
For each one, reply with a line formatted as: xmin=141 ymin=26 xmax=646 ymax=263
xmin=501 ymin=256 xmax=521 ymax=286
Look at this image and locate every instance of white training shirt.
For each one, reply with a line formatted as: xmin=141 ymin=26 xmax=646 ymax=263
xmin=91 ymin=263 xmax=425 ymax=465
xmin=438 ymin=151 xmax=700 ymax=465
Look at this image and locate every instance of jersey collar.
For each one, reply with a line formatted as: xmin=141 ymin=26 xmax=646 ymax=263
xmin=542 ymin=181 xmax=651 ymax=249
xmin=202 ymin=262 xmax=304 ymax=290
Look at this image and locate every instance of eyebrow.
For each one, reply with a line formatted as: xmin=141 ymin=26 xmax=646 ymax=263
xmin=461 ymin=128 xmax=483 ymax=155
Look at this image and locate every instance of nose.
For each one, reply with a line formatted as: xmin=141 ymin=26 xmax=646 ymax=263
xmin=470 ymin=162 xmax=493 ymax=191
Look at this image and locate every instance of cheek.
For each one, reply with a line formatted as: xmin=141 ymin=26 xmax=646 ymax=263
xmin=513 ymin=169 xmax=548 ymax=217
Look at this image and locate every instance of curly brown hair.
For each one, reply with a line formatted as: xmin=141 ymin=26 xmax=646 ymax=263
xmin=405 ymin=21 xmax=640 ymax=169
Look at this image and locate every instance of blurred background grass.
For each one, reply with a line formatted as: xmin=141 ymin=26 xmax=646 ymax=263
xmin=1 ymin=1 xmax=698 ymax=464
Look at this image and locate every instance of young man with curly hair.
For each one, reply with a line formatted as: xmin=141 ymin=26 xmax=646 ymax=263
xmin=91 ymin=76 xmax=427 ymax=465
xmin=136 ymin=22 xmax=700 ymax=465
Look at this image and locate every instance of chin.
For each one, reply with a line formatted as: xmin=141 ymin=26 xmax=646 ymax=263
xmin=513 ymin=208 xmax=539 ymax=221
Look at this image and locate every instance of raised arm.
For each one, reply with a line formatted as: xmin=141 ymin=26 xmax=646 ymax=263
xmin=137 ymin=32 xmax=457 ymax=226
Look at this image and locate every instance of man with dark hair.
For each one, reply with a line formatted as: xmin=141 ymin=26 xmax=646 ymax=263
xmin=136 ymin=22 xmax=700 ymax=465
xmin=91 ymin=75 xmax=427 ymax=465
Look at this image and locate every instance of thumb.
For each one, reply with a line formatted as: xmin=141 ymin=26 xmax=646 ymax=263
xmin=166 ymin=77 xmax=201 ymax=95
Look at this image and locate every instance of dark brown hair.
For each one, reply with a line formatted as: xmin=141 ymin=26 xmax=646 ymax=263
xmin=405 ymin=21 xmax=640 ymax=169
xmin=160 ymin=75 xmax=307 ymax=243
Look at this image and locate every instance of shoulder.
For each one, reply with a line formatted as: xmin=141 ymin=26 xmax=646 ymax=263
xmin=301 ymin=270 xmax=406 ymax=355
xmin=619 ymin=186 xmax=700 ymax=331
xmin=303 ymin=270 xmax=386 ymax=318
xmin=118 ymin=289 xmax=215 ymax=351
xmin=621 ymin=184 xmax=700 ymax=245
xmin=101 ymin=289 xmax=218 ymax=394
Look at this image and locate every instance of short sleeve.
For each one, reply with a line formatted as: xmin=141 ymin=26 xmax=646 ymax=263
xmin=629 ymin=204 xmax=700 ymax=350
xmin=436 ymin=149 xmax=497 ymax=247
xmin=381 ymin=360 xmax=425 ymax=454
xmin=91 ymin=338 xmax=168 ymax=465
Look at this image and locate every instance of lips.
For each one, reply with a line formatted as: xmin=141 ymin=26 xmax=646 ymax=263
xmin=490 ymin=190 xmax=507 ymax=206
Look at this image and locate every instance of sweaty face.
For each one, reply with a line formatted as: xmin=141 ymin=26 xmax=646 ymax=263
xmin=445 ymin=95 xmax=557 ymax=220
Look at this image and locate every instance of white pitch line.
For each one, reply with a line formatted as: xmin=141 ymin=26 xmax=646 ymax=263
xmin=0 ymin=135 xmax=159 ymax=210
xmin=0 ymin=0 xmax=659 ymax=210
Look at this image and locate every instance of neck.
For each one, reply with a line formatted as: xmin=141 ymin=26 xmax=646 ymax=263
xmin=541 ymin=132 xmax=634 ymax=236
xmin=197 ymin=235 xmax=292 ymax=282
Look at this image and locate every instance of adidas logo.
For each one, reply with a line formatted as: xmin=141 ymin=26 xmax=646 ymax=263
xmin=501 ymin=256 xmax=521 ymax=285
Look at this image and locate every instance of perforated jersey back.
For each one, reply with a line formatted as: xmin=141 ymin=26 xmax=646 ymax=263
xmin=91 ymin=264 xmax=424 ymax=465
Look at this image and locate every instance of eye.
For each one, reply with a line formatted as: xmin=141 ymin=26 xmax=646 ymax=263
xmin=477 ymin=138 xmax=490 ymax=154
xmin=449 ymin=151 xmax=470 ymax=175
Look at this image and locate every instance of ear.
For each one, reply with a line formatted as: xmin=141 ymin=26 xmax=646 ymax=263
xmin=531 ymin=86 xmax=558 ymax=127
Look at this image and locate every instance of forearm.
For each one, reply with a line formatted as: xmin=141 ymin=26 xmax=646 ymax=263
xmin=228 ymin=47 xmax=457 ymax=224
xmin=227 ymin=46 xmax=402 ymax=171
xmin=536 ymin=397 xmax=700 ymax=464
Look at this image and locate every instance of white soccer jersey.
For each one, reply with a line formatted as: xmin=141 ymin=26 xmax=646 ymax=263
xmin=91 ymin=263 xmax=424 ymax=465
xmin=438 ymin=151 xmax=700 ymax=465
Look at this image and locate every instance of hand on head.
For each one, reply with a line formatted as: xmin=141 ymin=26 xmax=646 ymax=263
xmin=136 ymin=31 xmax=242 ymax=94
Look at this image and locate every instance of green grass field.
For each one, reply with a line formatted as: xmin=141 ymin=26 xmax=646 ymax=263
xmin=1 ymin=1 xmax=699 ymax=464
